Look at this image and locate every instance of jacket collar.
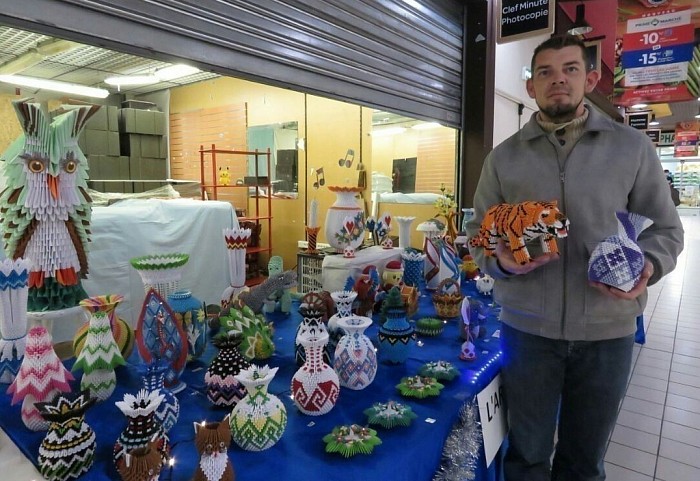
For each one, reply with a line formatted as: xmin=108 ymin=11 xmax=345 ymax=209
xmin=519 ymin=105 xmax=615 ymax=141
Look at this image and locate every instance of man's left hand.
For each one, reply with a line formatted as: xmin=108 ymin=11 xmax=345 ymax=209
xmin=589 ymin=259 xmax=654 ymax=300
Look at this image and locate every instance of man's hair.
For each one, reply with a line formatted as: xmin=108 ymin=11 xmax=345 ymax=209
xmin=531 ymin=35 xmax=590 ymax=72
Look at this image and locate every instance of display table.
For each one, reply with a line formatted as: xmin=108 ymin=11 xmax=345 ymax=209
xmin=321 ymin=245 xmax=402 ymax=292
xmin=0 ymin=281 xmax=504 ymax=481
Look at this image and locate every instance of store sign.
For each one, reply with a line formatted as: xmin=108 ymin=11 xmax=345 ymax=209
xmin=659 ymin=131 xmax=676 ymax=146
xmin=477 ymin=374 xmax=508 ymax=467
xmin=628 ymin=113 xmax=649 ymax=130
xmin=645 ymin=129 xmax=661 ymax=144
xmin=497 ymin=0 xmax=554 ymax=44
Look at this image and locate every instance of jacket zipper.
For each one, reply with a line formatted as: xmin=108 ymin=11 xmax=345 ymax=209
xmin=559 ymin=166 xmax=567 ymax=339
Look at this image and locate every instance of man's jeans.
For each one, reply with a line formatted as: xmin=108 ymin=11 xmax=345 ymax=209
xmin=500 ymin=323 xmax=634 ymax=481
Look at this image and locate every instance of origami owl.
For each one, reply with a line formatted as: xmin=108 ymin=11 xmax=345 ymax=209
xmin=0 ymin=99 xmax=99 ymax=311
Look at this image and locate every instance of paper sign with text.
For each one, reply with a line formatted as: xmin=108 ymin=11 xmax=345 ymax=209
xmin=477 ymin=373 xmax=508 ymax=467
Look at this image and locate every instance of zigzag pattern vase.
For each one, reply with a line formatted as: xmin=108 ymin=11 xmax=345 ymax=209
xmin=333 ymin=315 xmax=377 ymax=390
xmin=377 ymin=306 xmax=416 ymax=364
xmin=36 ymin=390 xmax=96 ymax=481
xmin=141 ymin=362 xmax=180 ymax=433
xmin=205 ymin=333 xmax=250 ymax=408
xmin=229 ymin=365 xmax=286 ymax=451
xmin=114 ymin=389 xmax=170 ymax=469
xmin=0 ymin=258 xmax=31 ymax=384
xmin=291 ymin=329 xmax=340 ymax=416
xmin=72 ymin=298 xmax=126 ymax=402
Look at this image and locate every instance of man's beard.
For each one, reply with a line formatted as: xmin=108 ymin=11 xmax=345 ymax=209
xmin=538 ymin=98 xmax=582 ymax=123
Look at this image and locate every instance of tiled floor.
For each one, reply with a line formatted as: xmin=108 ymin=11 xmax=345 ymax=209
xmin=604 ymin=214 xmax=700 ymax=481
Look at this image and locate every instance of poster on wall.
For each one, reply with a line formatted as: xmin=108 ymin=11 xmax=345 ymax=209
xmin=497 ymin=0 xmax=554 ymax=44
xmin=614 ymin=0 xmax=699 ymax=107
xmin=675 ymin=120 xmax=700 ymax=158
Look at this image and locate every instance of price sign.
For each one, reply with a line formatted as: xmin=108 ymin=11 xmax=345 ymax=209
xmin=621 ymin=43 xmax=694 ymax=69
xmin=623 ymin=24 xmax=694 ymax=52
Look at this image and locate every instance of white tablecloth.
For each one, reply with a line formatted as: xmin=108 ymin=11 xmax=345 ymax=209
xmin=321 ymin=245 xmax=402 ymax=292
xmin=53 ymin=198 xmax=237 ymax=342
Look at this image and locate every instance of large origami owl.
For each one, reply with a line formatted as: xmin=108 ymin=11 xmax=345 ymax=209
xmin=0 ymin=99 xmax=99 ymax=311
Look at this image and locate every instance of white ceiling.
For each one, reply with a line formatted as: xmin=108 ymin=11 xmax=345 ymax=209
xmin=0 ymin=26 xmax=219 ymax=99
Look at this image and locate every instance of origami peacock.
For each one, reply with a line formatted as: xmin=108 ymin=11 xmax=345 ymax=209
xmin=0 ymin=99 xmax=99 ymax=311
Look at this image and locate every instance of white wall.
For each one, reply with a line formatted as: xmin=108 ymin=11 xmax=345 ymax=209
xmin=492 ymin=34 xmax=548 ymax=147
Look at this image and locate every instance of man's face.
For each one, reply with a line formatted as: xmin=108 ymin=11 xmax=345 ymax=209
xmin=526 ymin=45 xmax=599 ymax=123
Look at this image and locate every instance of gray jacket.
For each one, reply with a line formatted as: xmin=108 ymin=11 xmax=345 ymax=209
xmin=466 ymin=106 xmax=684 ymax=341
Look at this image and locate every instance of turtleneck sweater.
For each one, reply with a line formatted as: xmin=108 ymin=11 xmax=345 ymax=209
xmin=535 ymin=107 xmax=589 ymax=159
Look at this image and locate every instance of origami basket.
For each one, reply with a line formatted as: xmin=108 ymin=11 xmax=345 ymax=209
xmin=432 ymin=278 xmax=463 ymax=319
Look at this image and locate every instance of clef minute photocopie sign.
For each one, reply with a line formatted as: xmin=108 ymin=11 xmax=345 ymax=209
xmin=497 ymin=0 xmax=554 ymax=44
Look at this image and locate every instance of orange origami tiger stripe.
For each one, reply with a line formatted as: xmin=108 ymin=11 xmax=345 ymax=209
xmin=469 ymin=200 xmax=569 ymax=264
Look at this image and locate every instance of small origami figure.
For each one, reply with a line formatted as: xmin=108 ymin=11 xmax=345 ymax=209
xmin=459 ymin=298 xmax=476 ymax=362
xmin=192 ymin=414 xmax=235 ymax=481
xmin=469 ymin=200 xmax=569 ymax=265
xmin=461 ymin=254 xmax=480 ymax=280
xmin=476 ymin=274 xmax=494 ymax=296
xmin=218 ymin=166 xmax=231 ymax=186
xmin=588 ymin=212 xmax=652 ymax=292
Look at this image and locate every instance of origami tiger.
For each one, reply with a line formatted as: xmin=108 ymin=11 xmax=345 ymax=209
xmin=469 ymin=200 xmax=569 ymax=265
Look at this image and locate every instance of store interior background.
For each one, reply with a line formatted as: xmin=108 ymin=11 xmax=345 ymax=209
xmin=0 ymin=0 xmax=698 ymax=275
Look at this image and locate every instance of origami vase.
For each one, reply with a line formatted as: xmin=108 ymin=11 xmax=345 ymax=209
xmin=168 ymin=290 xmax=207 ymax=361
xmin=141 ymin=362 xmax=180 ymax=433
xmin=378 ymin=306 xmax=416 ymax=364
xmin=130 ymin=253 xmax=190 ymax=300
xmin=294 ymin=306 xmax=331 ymax=367
xmin=205 ymin=332 xmax=250 ymax=408
xmin=114 ymin=389 xmax=170 ymax=469
xmin=135 ymin=289 xmax=188 ymax=393
xmin=395 ymin=216 xmax=416 ymax=249
xmin=221 ymin=227 xmax=252 ymax=308
xmin=0 ymin=258 xmax=31 ymax=384
xmin=36 ymin=391 xmax=96 ymax=481
xmin=73 ymin=294 xmax=134 ymax=359
xmin=72 ymin=299 xmax=126 ymax=402
xmin=229 ymin=365 xmax=287 ymax=451
xmin=333 ymin=315 xmax=377 ymax=390
xmin=8 ymin=326 xmax=74 ymax=431
xmin=401 ymin=250 xmax=425 ymax=288
xmin=325 ymin=186 xmax=365 ymax=253
xmin=328 ymin=290 xmax=357 ymax=355
xmin=291 ymin=328 xmax=340 ymax=416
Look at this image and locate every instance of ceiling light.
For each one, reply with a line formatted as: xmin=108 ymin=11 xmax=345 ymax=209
xmin=567 ymin=4 xmax=593 ymax=36
xmin=104 ymin=75 xmax=159 ymax=86
xmin=631 ymin=103 xmax=648 ymax=109
xmin=695 ymin=109 xmax=700 ymax=119
xmin=0 ymin=74 xmax=109 ymax=98
xmin=649 ymin=114 xmax=659 ymax=126
xmin=412 ymin=122 xmax=442 ymax=130
xmin=371 ymin=127 xmax=407 ymax=137
xmin=155 ymin=64 xmax=200 ymax=81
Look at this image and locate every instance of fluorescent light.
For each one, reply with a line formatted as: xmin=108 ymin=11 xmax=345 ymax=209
xmin=104 ymin=75 xmax=158 ymax=86
xmin=371 ymin=127 xmax=407 ymax=137
xmin=412 ymin=122 xmax=442 ymax=130
xmin=155 ymin=64 xmax=200 ymax=81
xmin=631 ymin=103 xmax=648 ymax=109
xmin=0 ymin=74 xmax=109 ymax=98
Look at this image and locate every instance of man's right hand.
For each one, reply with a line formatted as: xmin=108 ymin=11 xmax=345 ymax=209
xmin=495 ymin=239 xmax=560 ymax=275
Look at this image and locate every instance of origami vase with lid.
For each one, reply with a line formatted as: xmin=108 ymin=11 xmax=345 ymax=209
xmin=324 ymin=186 xmax=365 ymax=253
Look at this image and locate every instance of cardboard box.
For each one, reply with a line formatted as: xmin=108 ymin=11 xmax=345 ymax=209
xmin=120 ymin=134 xmax=141 ymax=157
xmin=85 ymin=106 xmax=108 ymax=131
xmin=84 ymin=129 xmax=109 ymax=155
xmin=154 ymin=111 xmax=166 ymax=135
xmin=107 ymin=106 xmax=119 ymax=132
xmin=119 ymin=108 xmax=137 ymax=133
xmin=141 ymin=135 xmax=161 ymax=158
xmin=135 ymin=110 xmax=155 ymax=135
xmin=107 ymin=132 xmax=120 ymax=156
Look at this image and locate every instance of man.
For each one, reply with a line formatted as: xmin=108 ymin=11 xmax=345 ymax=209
xmin=466 ymin=35 xmax=683 ymax=481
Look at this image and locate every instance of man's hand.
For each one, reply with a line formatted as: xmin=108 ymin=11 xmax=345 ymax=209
xmin=589 ymin=259 xmax=654 ymax=300
xmin=495 ymin=239 xmax=560 ymax=275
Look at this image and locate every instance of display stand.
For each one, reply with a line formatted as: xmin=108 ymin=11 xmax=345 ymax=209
xmin=200 ymin=144 xmax=272 ymax=286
